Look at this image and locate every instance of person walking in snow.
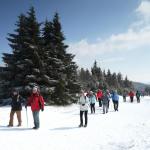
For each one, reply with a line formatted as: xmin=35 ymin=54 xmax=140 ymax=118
xmin=111 ymin=90 xmax=119 ymax=111
xmin=96 ymin=89 xmax=103 ymax=107
xmin=8 ymin=89 xmax=24 ymax=127
xmin=122 ymin=90 xmax=127 ymax=102
xmin=78 ymin=90 xmax=89 ymax=127
xmin=26 ymin=86 xmax=44 ymax=129
xmin=129 ymin=91 xmax=135 ymax=103
xmin=106 ymin=90 xmax=111 ymax=109
xmin=136 ymin=90 xmax=141 ymax=103
xmin=89 ymin=91 xmax=96 ymax=114
xmin=102 ymin=90 xmax=110 ymax=114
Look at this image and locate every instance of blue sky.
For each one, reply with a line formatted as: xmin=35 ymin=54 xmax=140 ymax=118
xmin=0 ymin=0 xmax=149 ymax=83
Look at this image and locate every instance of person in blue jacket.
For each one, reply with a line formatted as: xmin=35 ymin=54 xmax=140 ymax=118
xmin=88 ymin=91 xmax=96 ymax=114
xmin=111 ymin=90 xmax=119 ymax=111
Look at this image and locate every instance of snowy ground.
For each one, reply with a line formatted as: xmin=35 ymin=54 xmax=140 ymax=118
xmin=1 ymin=96 xmax=150 ymax=150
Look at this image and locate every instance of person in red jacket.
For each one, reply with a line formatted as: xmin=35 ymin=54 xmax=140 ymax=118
xmin=26 ymin=86 xmax=44 ymax=129
xmin=129 ymin=91 xmax=135 ymax=103
xmin=96 ymin=89 xmax=103 ymax=107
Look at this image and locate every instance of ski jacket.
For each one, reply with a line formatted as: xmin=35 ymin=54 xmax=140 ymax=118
xmin=11 ymin=95 xmax=24 ymax=111
xmin=96 ymin=90 xmax=103 ymax=99
xmin=89 ymin=95 xmax=96 ymax=104
xmin=79 ymin=95 xmax=89 ymax=111
xmin=129 ymin=91 xmax=134 ymax=97
xmin=111 ymin=92 xmax=119 ymax=101
xmin=102 ymin=93 xmax=110 ymax=105
xmin=27 ymin=93 xmax=44 ymax=112
xmin=136 ymin=92 xmax=141 ymax=98
xmin=123 ymin=91 xmax=127 ymax=97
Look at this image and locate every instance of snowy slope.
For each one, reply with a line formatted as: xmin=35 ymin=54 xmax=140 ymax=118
xmin=1 ymin=96 xmax=150 ymax=150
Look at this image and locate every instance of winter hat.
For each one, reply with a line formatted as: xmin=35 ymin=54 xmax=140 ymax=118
xmin=12 ymin=88 xmax=19 ymax=95
xmin=106 ymin=89 xmax=109 ymax=93
xmin=32 ymin=86 xmax=38 ymax=93
xmin=90 ymin=91 xmax=93 ymax=94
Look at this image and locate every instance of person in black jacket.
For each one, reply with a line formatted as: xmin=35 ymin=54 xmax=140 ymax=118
xmin=8 ymin=89 xmax=24 ymax=127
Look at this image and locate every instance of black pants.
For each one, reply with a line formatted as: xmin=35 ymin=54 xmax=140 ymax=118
xmin=90 ymin=103 xmax=95 ymax=114
xmin=130 ymin=97 xmax=134 ymax=103
xmin=123 ymin=96 xmax=126 ymax=102
xmin=136 ymin=97 xmax=140 ymax=103
xmin=98 ymin=98 xmax=102 ymax=107
xmin=108 ymin=100 xmax=110 ymax=109
xmin=80 ymin=111 xmax=88 ymax=125
xmin=113 ymin=100 xmax=119 ymax=111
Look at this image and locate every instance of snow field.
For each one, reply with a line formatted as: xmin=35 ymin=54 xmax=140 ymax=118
xmin=0 ymin=96 xmax=150 ymax=150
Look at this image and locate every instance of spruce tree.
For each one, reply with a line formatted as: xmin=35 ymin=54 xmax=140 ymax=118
xmin=2 ymin=7 xmax=50 ymax=98
xmin=1 ymin=8 xmax=80 ymax=104
xmin=117 ymin=72 xmax=123 ymax=87
xmin=41 ymin=20 xmax=60 ymax=102
xmin=106 ymin=69 xmax=112 ymax=87
xmin=111 ymin=72 xmax=119 ymax=88
xmin=2 ymin=14 xmax=28 ymax=96
xmin=91 ymin=61 xmax=104 ymax=89
xmin=43 ymin=13 xmax=80 ymax=104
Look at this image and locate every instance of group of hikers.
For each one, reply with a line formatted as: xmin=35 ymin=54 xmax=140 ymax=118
xmin=78 ymin=89 xmax=142 ymax=128
xmin=2 ymin=86 xmax=143 ymax=129
xmin=78 ymin=89 xmax=119 ymax=127
xmin=123 ymin=90 xmax=142 ymax=103
xmin=7 ymin=86 xmax=44 ymax=129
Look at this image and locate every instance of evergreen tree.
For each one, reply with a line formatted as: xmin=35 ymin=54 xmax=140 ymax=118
xmin=117 ymin=72 xmax=123 ymax=87
xmin=77 ymin=61 xmax=133 ymax=93
xmin=124 ymin=76 xmax=129 ymax=88
xmin=1 ymin=8 xmax=80 ymax=105
xmin=2 ymin=7 xmax=54 ymax=99
xmin=106 ymin=69 xmax=112 ymax=86
xmin=2 ymin=14 xmax=28 ymax=96
xmin=111 ymin=72 xmax=119 ymax=88
xmin=41 ymin=20 xmax=60 ymax=100
xmin=78 ymin=68 xmax=97 ymax=91
xmin=91 ymin=61 xmax=104 ymax=89
xmin=79 ymin=68 xmax=86 ymax=82
xmin=45 ymin=13 xmax=80 ymax=104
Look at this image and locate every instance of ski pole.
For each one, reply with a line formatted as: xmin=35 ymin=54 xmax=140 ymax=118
xmin=25 ymin=107 xmax=28 ymax=127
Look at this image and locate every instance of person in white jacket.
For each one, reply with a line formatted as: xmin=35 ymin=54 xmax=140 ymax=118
xmin=78 ymin=90 xmax=89 ymax=127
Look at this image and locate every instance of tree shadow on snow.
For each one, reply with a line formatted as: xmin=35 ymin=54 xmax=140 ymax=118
xmin=50 ymin=126 xmax=78 ymax=131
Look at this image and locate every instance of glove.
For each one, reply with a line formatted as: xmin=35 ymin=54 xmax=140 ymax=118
xmin=25 ymin=105 xmax=27 ymax=109
xmin=41 ymin=108 xmax=44 ymax=111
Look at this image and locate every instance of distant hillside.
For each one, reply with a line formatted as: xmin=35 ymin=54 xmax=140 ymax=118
xmin=132 ymin=82 xmax=150 ymax=90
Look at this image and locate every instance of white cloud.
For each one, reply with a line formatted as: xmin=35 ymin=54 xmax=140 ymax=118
xmin=69 ymin=27 xmax=150 ymax=58
xmin=101 ymin=57 xmax=125 ymax=64
xmin=136 ymin=0 xmax=150 ymax=21
xmin=68 ymin=0 xmax=150 ymax=64
xmin=132 ymin=0 xmax=150 ymax=29
xmin=67 ymin=0 xmax=150 ymax=83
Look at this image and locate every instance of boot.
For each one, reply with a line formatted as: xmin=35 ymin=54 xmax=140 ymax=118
xmin=17 ymin=123 xmax=21 ymax=127
xmin=7 ymin=124 xmax=13 ymax=127
xmin=79 ymin=124 xmax=83 ymax=127
xmin=84 ymin=124 xmax=87 ymax=127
